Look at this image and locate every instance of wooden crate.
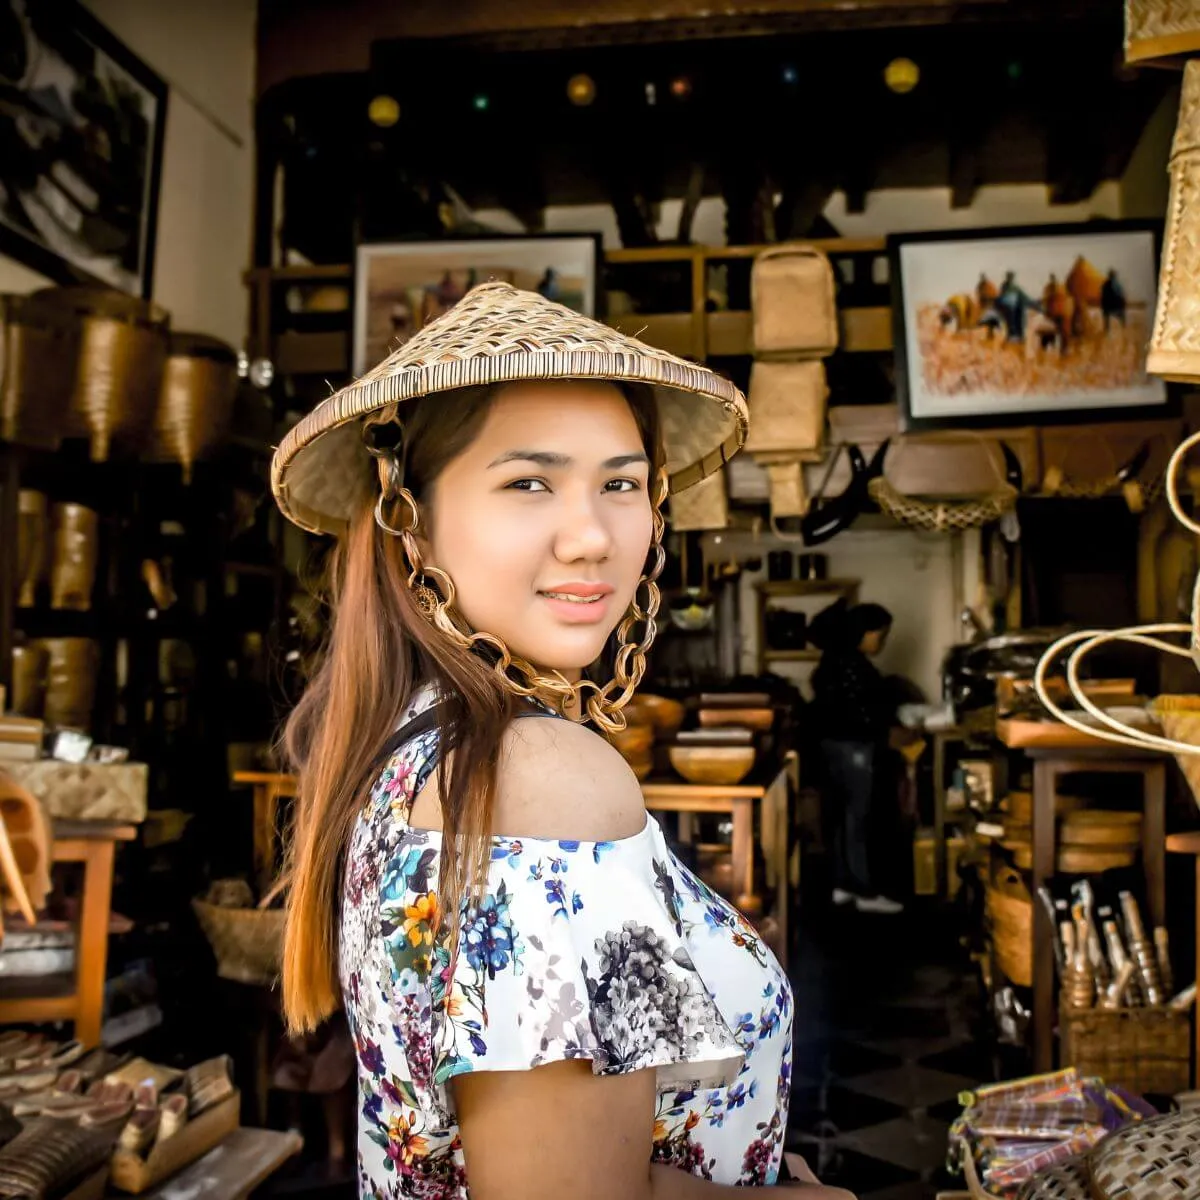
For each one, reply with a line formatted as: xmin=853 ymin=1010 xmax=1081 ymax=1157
xmin=109 ymin=1091 xmax=240 ymax=1194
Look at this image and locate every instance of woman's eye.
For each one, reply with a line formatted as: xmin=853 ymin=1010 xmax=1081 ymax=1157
xmin=604 ymin=478 xmax=642 ymax=494
xmin=506 ymin=478 xmax=549 ymax=493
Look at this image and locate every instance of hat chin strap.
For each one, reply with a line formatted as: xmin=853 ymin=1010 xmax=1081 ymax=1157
xmin=374 ymin=470 xmax=668 ymax=735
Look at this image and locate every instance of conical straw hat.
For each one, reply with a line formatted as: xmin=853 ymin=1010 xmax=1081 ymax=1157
xmin=272 ymin=281 xmax=748 ymax=534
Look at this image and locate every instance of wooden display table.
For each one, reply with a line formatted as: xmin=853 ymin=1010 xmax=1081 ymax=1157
xmin=0 ymin=821 xmax=137 ymax=1047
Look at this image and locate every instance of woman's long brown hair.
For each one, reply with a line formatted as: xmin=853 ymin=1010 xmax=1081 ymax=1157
xmin=280 ymin=382 xmax=662 ymax=1033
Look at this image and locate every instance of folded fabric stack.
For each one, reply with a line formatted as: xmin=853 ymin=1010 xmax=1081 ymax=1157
xmin=948 ymin=1067 xmax=1157 ymax=1196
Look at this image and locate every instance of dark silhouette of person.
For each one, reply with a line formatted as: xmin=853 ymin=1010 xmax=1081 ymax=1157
xmin=1101 ymin=268 xmax=1127 ymax=333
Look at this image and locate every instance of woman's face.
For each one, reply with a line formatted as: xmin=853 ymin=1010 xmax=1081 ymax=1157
xmin=422 ymin=381 xmax=655 ymax=676
xmin=859 ymin=626 xmax=891 ymax=657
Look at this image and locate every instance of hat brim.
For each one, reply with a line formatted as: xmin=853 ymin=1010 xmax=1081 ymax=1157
xmin=273 ymin=345 xmax=746 ymax=536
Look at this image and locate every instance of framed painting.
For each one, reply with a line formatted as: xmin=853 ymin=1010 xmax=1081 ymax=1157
xmin=0 ymin=0 xmax=168 ymax=297
xmin=889 ymin=222 xmax=1171 ymax=430
xmin=352 ymin=234 xmax=602 ymax=374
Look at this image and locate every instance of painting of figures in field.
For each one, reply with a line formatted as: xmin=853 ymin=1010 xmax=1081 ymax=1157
xmin=894 ymin=227 xmax=1168 ymax=427
xmin=353 ymin=237 xmax=598 ymax=374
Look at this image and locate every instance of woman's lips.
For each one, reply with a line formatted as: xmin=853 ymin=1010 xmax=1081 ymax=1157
xmin=538 ymin=584 xmax=614 ymax=624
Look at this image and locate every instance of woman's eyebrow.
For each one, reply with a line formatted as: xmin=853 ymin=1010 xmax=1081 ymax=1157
xmin=487 ymin=450 xmax=650 ymax=469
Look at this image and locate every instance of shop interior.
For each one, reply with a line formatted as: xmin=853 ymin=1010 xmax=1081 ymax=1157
xmin=2 ymin=1 xmax=1200 ymax=1197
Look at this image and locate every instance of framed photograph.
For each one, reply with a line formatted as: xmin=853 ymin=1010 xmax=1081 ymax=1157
xmin=353 ymin=235 xmax=602 ymax=374
xmin=889 ymin=222 xmax=1170 ymax=430
xmin=0 ymin=0 xmax=168 ymax=298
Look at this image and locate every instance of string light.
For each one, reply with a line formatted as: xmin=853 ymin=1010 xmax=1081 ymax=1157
xmin=781 ymin=65 xmax=799 ymax=86
xmin=367 ymin=95 xmax=400 ymax=127
xmin=472 ymin=93 xmax=490 ymax=112
xmin=884 ymin=57 xmax=920 ymax=94
xmin=567 ymin=73 xmax=596 ymax=106
xmin=669 ymin=76 xmax=692 ymax=99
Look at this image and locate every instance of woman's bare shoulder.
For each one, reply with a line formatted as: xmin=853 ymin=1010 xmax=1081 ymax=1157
xmin=492 ymin=717 xmax=646 ymax=842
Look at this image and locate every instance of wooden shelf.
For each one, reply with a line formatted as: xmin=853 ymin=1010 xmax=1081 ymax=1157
xmin=763 ymin=649 xmax=820 ymax=662
xmin=755 ymin=579 xmax=860 ymax=599
xmin=247 ymin=239 xmax=893 ymax=368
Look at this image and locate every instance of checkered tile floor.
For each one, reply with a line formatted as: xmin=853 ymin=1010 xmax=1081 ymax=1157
xmin=784 ymin=902 xmax=1012 ymax=1200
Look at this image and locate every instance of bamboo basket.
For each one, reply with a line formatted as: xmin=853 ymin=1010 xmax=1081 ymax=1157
xmin=751 ymin=245 xmax=838 ymax=357
xmin=1060 ymin=1004 xmax=1190 ymax=1096
xmin=986 ymin=866 xmax=1033 ymax=988
xmin=150 ymin=333 xmax=237 ymax=483
xmin=0 ymin=293 xmax=80 ymax=450
xmin=192 ymin=899 xmax=284 ymax=986
xmin=35 ymin=288 xmax=169 ymax=461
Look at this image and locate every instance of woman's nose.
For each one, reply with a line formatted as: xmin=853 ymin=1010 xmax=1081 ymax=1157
xmin=554 ymin=494 xmax=612 ymax=562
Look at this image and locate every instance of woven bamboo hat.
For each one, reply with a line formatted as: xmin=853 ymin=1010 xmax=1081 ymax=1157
xmin=272 ymin=281 xmax=747 ymax=534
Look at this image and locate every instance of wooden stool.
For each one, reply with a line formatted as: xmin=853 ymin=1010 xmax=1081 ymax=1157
xmin=1167 ymin=829 xmax=1200 ymax=1088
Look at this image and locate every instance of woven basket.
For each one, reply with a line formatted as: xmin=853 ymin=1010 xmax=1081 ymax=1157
xmin=0 ymin=293 xmax=80 ymax=451
xmin=1060 ymin=1004 xmax=1190 ymax=1096
xmin=1151 ymin=696 xmax=1200 ymax=807
xmin=1126 ymin=0 xmax=1200 ymax=66
xmin=1148 ymin=61 xmax=1200 ymax=383
xmin=987 ymin=867 xmax=1033 ymax=988
xmin=751 ymin=245 xmax=838 ymax=357
xmin=151 ymin=333 xmax=238 ymax=482
xmin=744 ymin=360 xmax=828 ymax=456
xmin=669 ymin=466 xmax=729 ymax=531
xmin=193 ymin=898 xmax=284 ymax=986
xmin=35 ymin=288 xmax=169 ymax=462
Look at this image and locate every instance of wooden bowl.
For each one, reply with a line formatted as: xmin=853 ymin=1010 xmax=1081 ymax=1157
xmin=625 ymin=694 xmax=685 ymax=738
xmin=669 ymin=745 xmax=755 ymax=786
xmin=608 ymin=723 xmax=654 ymax=758
xmin=625 ymin=751 xmax=653 ymax=782
xmin=698 ymin=707 xmax=773 ymax=731
xmin=1060 ymin=810 xmax=1142 ymax=847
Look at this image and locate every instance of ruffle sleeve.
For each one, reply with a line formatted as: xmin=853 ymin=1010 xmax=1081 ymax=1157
xmin=403 ymin=819 xmax=745 ymax=1121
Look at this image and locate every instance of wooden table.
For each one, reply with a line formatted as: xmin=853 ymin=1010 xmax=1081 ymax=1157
xmin=1166 ymin=829 xmax=1200 ymax=1088
xmin=642 ymin=764 xmax=792 ymax=962
xmin=1025 ymin=747 xmax=1166 ymax=1073
xmin=232 ymin=772 xmax=296 ymax=898
xmin=125 ymin=1127 xmax=303 ymax=1199
xmin=0 ymin=821 xmax=137 ymax=1047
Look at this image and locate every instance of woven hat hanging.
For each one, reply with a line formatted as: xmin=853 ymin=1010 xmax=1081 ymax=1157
xmin=1148 ymin=59 xmax=1200 ymax=381
xmin=867 ymin=438 xmax=1018 ymax=532
xmin=272 ymin=282 xmax=747 ymax=535
xmin=1125 ymin=0 xmax=1200 ymax=66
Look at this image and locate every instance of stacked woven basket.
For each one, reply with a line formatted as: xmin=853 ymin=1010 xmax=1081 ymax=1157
xmin=0 ymin=287 xmax=236 ymax=476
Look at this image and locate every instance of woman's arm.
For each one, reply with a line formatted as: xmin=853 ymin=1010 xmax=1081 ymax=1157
xmin=455 ymin=1060 xmax=854 ymax=1198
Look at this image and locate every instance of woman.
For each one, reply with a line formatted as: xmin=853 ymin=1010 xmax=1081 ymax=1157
xmin=272 ymin=283 xmax=852 ymax=1198
xmin=810 ymin=602 xmax=902 ymax=916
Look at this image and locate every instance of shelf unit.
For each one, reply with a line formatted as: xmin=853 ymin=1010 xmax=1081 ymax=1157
xmin=243 ymin=239 xmax=891 ymax=379
xmin=753 ymin=578 xmax=859 ymax=674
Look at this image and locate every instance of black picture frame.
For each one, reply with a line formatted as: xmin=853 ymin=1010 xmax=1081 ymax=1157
xmin=0 ymin=0 xmax=168 ymax=298
xmin=352 ymin=233 xmax=604 ymax=375
xmin=889 ymin=221 xmax=1173 ymax=431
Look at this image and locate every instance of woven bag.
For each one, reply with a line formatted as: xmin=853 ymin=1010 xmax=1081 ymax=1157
xmin=868 ymin=438 xmax=1018 ymax=532
xmin=751 ymin=245 xmax=838 ymax=357
xmin=1088 ymin=1110 xmax=1200 ymax=1200
xmin=668 ymin=466 xmax=729 ymax=531
xmin=744 ymin=360 xmax=828 ymax=457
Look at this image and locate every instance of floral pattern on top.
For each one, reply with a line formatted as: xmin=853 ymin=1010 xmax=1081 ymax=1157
xmin=340 ymin=690 xmax=794 ymax=1196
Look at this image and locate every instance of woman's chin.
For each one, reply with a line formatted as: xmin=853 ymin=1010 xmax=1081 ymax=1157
xmin=507 ymin=630 xmax=615 ymax=677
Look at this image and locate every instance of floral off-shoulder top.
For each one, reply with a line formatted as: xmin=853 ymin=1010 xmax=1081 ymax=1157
xmin=340 ymin=687 xmax=794 ymax=1197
